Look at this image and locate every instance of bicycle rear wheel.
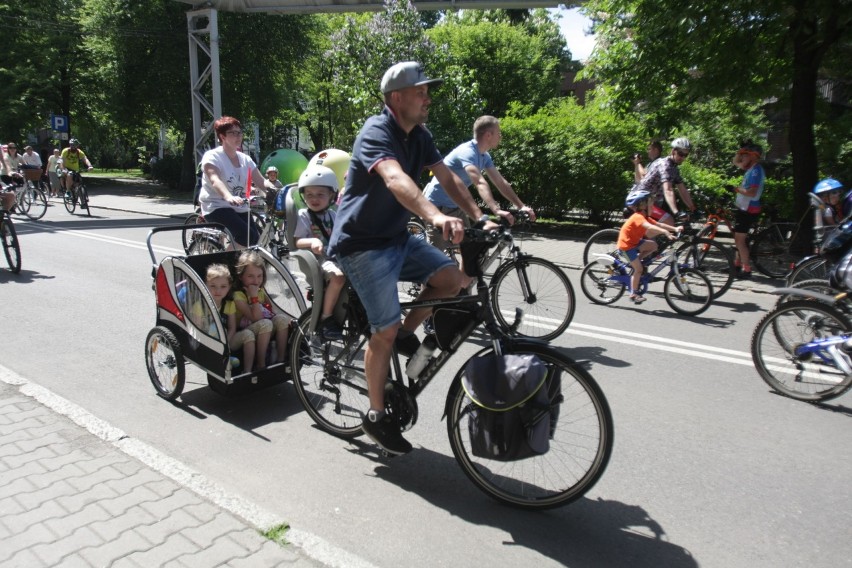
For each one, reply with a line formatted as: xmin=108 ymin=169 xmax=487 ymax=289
xmin=290 ymin=312 xmax=370 ymax=438
xmin=676 ymin=237 xmax=735 ymax=299
xmin=579 ymin=261 xmax=626 ymax=304
xmin=2 ymin=217 xmax=21 ymax=273
xmin=20 ymin=186 xmax=47 ymax=221
xmin=182 ymin=212 xmax=204 ymax=252
xmin=582 ymin=228 xmax=620 ymax=265
xmin=751 ymin=300 xmax=852 ymax=401
xmin=186 ymin=235 xmax=224 ymax=255
xmin=446 ymin=344 xmax=613 ymax=510
xmin=786 ymin=256 xmax=830 ymax=286
xmin=751 ymin=222 xmax=801 ymax=278
xmin=490 ymin=257 xmax=575 ymax=340
xmin=663 ymin=268 xmax=713 ymax=316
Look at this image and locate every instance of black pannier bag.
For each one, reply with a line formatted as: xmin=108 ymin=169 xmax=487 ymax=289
xmin=461 ymin=353 xmax=560 ymax=461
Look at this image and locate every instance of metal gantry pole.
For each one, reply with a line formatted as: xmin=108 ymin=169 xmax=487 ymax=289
xmin=187 ymin=7 xmax=222 ymax=165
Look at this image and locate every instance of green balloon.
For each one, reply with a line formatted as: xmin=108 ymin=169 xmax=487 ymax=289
xmin=260 ymin=149 xmax=308 ymax=185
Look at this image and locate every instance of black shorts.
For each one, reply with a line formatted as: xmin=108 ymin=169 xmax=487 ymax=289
xmin=733 ymin=210 xmax=759 ymax=233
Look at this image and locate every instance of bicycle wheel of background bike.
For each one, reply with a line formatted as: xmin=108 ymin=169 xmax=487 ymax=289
xmin=751 ymin=222 xmax=800 ymax=278
xmin=20 ymin=187 xmax=47 ymax=221
xmin=290 ymin=312 xmax=370 ymax=438
xmin=774 ymin=278 xmax=838 ymax=308
xmin=675 ymin=237 xmax=735 ymax=299
xmin=182 ymin=213 xmax=203 ymax=252
xmin=490 ymin=257 xmax=575 ymax=340
xmin=78 ymin=185 xmax=92 ymax=217
xmin=663 ymin=268 xmax=713 ymax=316
xmin=406 ymin=217 xmax=430 ymax=244
xmin=751 ymin=300 xmax=852 ymax=402
xmin=582 ymin=228 xmax=620 ymax=265
xmin=786 ymin=256 xmax=830 ymax=286
xmin=186 ymin=236 xmax=224 ymax=255
xmin=446 ymin=344 xmax=613 ymax=510
xmin=2 ymin=218 xmax=21 ymax=273
xmin=63 ymin=190 xmax=76 ymax=214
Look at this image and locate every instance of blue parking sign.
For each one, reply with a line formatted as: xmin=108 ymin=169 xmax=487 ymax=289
xmin=51 ymin=114 xmax=68 ymax=132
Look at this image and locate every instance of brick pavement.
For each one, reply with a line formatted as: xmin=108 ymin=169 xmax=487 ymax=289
xmin=0 ymin=367 xmax=336 ymax=568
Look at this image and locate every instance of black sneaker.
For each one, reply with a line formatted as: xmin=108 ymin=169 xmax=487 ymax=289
xmin=362 ymin=414 xmax=412 ymax=455
xmin=395 ymin=331 xmax=421 ymax=357
xmin=738 ymin=270 xmax=753 ymax=280
xmin=319 ymin=318 xmax=344 ymax=341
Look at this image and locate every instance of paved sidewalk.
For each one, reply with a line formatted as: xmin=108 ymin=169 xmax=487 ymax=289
xmin=0 ymin=366 xmax=352 ymax=568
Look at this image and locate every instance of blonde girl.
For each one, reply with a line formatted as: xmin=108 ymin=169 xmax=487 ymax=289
xmin=233 ymin=250 xmax=291 ymax=367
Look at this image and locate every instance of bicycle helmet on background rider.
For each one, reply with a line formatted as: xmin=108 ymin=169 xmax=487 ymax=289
xmin=298 ymin=165 xmax=339 ymax=211
xmin=813 ymin=178 xmax=844 ymax=195
xmin=69 ymin=138 xmax=80 ymax=148
xmin=671 ymin=138 xmax=691 ymax=153
xmin=625 ymin=189 xmax=651 ymax=207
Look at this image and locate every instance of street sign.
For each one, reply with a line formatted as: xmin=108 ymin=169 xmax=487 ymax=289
xmin=51 ymin=114 xmax=69 ymax=132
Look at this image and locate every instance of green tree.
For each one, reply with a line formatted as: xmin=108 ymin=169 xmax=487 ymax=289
xmin=582 ymin=0 xmax=852 ymax=232
xmin=427 ymin=9 xmax=569 ymax=149
xmin=495 ymin=96 xmax=645 ymax=224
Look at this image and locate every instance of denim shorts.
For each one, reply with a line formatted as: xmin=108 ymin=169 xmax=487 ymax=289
xmin=205 ymin=207 xmax=259 ymax=247
xmin=337 ymin=236 xmax=456 ymax=332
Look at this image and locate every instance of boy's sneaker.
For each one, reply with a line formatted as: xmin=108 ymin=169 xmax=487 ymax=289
xmin=630 ymin=294 xmax=647 ymax=304
xmin=362 ymin=413 xmax=412 ymax=455
xmin=319 ymin=318 xmax=344 ymax=341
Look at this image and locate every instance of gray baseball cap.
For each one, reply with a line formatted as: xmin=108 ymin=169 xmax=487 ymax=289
xmin=380 ymin=61 xmax=444 ymax=94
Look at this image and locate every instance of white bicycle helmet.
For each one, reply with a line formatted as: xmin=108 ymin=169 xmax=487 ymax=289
xmin=671 ymin=137 xmax=691 ymax=152
xmin=298 ymin=165 xmax=339 ymax=196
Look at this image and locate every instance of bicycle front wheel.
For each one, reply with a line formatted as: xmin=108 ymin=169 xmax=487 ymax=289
xmin=63 ymin=189 xmax=76 ymax=214
xmin=78 ymin=185 xmax=92 ymax=217
xmin=676 ymin=237 xmax=735 ymax=299
xmin=2 ymin=217 xmax=21 ymax=273
xmin=446 ymin=344 xmax=613 ymax=510
xmin=663 ymin=268 xmax=713 ymax=316
xmin=774 ymin=278 xmax=838 ymax=308
xmin=582 ymin=228 xmax=620 ymax=265
xmin=751 ymin=300 xmax=852 ymax=401
xmin=751 ymin=223 xmax=801 ymax=278
xmin=490 ymin=257 xmax=575 ymax=340
xmin=20 ymin=187 xmax=47 ymax=221
xmin=290 ymin=312 xmax=370 ymax=438
xmin=786 ymin=256 xmax=830 ymax=286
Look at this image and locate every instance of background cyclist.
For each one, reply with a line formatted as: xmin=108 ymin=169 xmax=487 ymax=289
xmin=59 ymin=139 xmax=94 ymax=198
xmin=633 ymin=138 xmax=698 ymax=225
xmin=728 ymin=141 xmax=765 ymax=279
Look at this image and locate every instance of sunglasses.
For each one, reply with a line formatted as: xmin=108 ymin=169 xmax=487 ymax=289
xmin=674 ymin=150 xmax=689 ymax=158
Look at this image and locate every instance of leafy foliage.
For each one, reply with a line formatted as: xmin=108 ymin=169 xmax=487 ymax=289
xmin=495 ymin=96 xmax=644 ymax=223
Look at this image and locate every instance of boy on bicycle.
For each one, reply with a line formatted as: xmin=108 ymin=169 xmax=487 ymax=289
xmin=619 ymin=189 xmax=681 ymax=304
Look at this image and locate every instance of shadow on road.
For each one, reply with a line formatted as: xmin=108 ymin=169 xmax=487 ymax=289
xmin=362 ymin=446 xmax=697 ymax=568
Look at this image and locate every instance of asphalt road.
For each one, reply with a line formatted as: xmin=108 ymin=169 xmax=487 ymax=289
xmin=3 ymin=204 xmax=851 ymax=568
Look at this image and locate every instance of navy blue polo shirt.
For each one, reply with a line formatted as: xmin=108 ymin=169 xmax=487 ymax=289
xmin=328 ymin=107 xmax=442 ymax=257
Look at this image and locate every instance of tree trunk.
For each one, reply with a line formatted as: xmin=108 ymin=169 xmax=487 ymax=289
xmin=787 ymin=5 xmax=821 ymax=254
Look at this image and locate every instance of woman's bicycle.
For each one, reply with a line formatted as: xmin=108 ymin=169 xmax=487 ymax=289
xmin=1 ymin=208 xmax=21 ymax=273
xmin=183 ymin=197 xmax=288 ymax=258
xmin=580 ymin=232 xmax=715 ymax=316
xmin=13 ymin=170 xmax=48 ymax=221
xmin=405 ymin=211 xmax=576 ymax=341
xmin=64 ymin=170 xmax=91 ymax=216
xmin=289 ymin=227 xmax=613 ymax=510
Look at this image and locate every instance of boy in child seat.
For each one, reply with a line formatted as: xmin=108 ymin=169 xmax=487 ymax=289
xmin=618 ymin=189 xmax=681 ymax=304
xmin=294 ymin=165 xmax=346 ymax=340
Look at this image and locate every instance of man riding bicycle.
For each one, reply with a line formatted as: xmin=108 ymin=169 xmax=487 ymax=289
xmin=327 ymin=61 xmax=495 ymax=456
xmin=58 ymin=138 xmax=94 ymax=198
xmin=634 ymin=137 xmax=698 ymax=225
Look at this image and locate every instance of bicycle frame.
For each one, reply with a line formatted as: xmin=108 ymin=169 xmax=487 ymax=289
xmin=593 ymin=239 xmax=686 ymax=295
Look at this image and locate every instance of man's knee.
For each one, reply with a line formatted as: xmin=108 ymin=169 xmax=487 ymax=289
xmin=428 ymin=265 xmax=463 ymax=293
